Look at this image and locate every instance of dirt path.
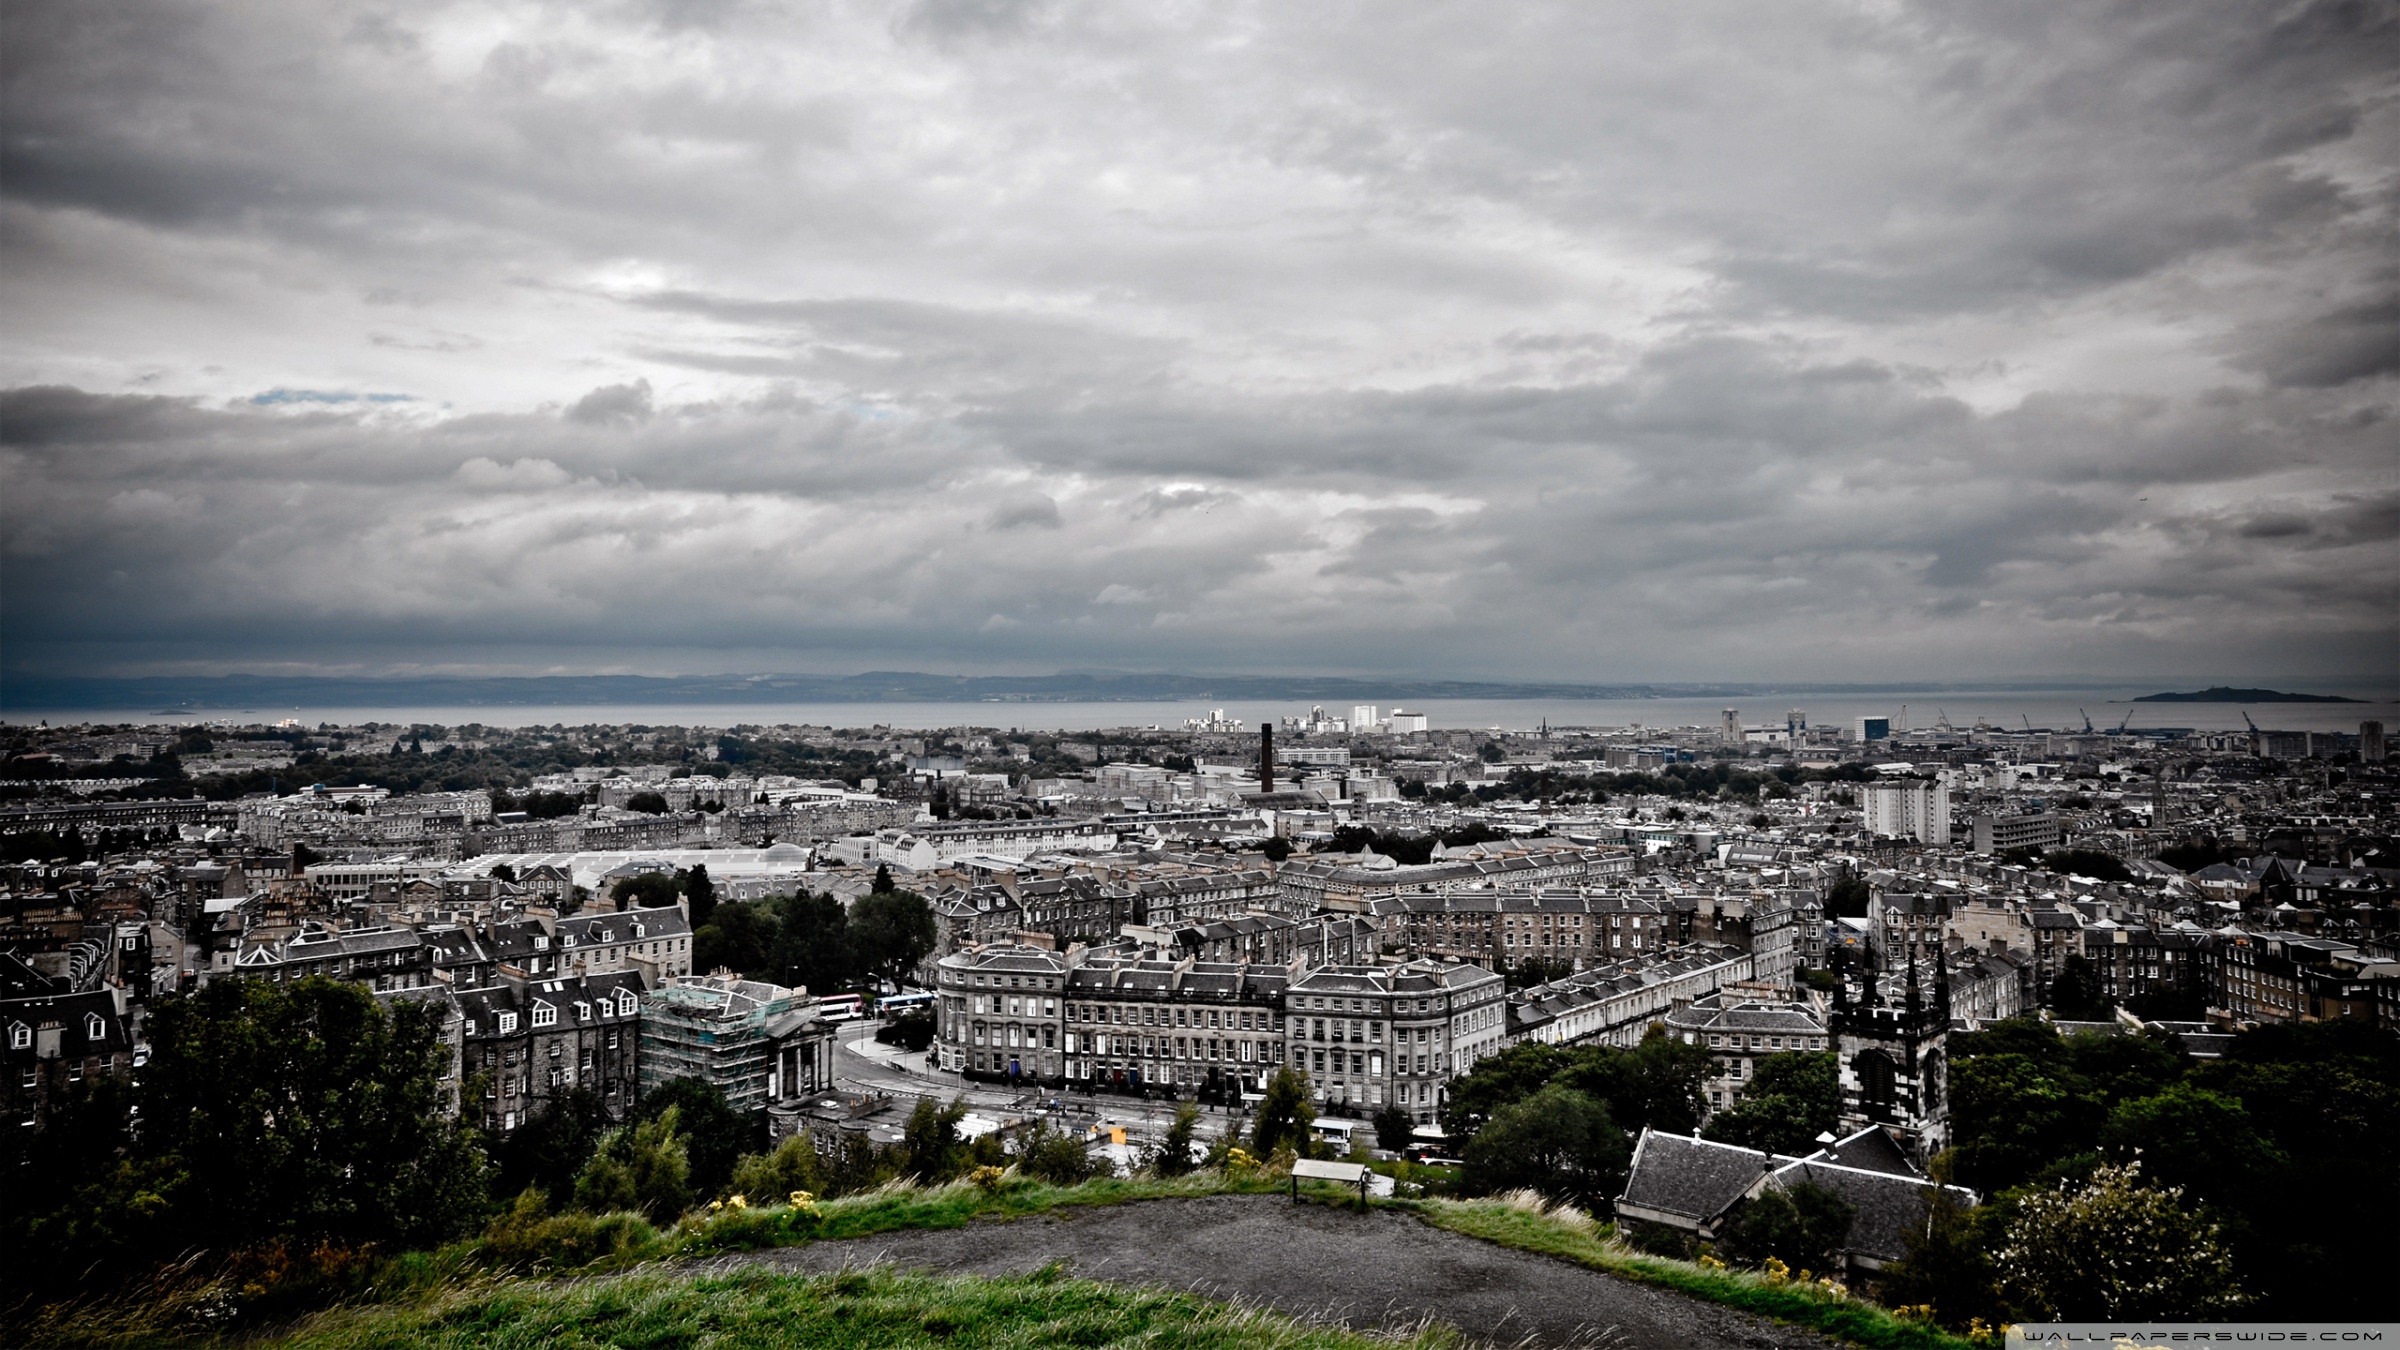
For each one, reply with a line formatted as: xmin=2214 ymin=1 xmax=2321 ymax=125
xmin=703 ymin=1194 xmax=1842 ymax=1350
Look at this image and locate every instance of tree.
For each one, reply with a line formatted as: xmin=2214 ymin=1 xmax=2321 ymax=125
xmin=872 ymin=863 xmax=896 ymax=893
xmin=1554 ymin=1026 xmax=1712 ymax=1138
xmin=574 ymin=1106 xmax=692 ymax=1224
xmin=681 ymin=863 xmax=717 ymax=930
xmin=1701 ymin=1052 xmax=1838 ymax=1156
xmin=904 ymin=1095 xmax=972 ymax=1182
xmin=1149 ymin=1102 xmax=1201 ymax=1176
xmin=610 ymin=871 xmax=682 ymax=912
xmin=121 ymin=976 xmax=490 ymax=1260
xmin=773 ymin=891 xmax=855 ymax=995
xmin=1440 ymin=1042 xmax=1569 ymax=1136
xmin=1947 ymin=1051 xmax=2081 ymax=1193
xmin=849 ymin=889 xmax=936 ymax=989
xmin=624 ymin=790 xmax=670 ymax=814
xmin=1718 ymin=1181 xmax=1856 ymax=1273
xmin=1372 ymin=1103 xmax=1415 ymax=1153
xmin=489 ymin=861 xmax=518 ymax=883
xmin=1459 ymin=1086 xmax=1629 ymax=1205
xmin=495 ymin=1087 xmax=613 ymax=1209
xmin=694 ymin=898 xmax=781 ymax=979
xmin=1259 ymin=836 xmax=1292 ymax=862
xmin=726 ymin=1132 xmax=827 ymax=1204
xmin=1250 ymin=1067 xmax=1316 ymax=1159
xmin=1999 ymin=1161 xmax=2245 ymax=1318
xmin=1881 ymin=1164 xmax=2005 ymax=1332
xmin=2100 ymin=1082 xmax=2281 ymax=1205
xmin=633 ymin=1077 xmax=756 ymax=1200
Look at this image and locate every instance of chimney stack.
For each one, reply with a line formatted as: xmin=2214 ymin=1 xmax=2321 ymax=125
xmin=1259 ymin=723 xmax=1275 ymax=794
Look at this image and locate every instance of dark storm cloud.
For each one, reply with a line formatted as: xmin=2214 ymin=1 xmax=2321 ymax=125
xmin=1 ymin=0 xmax=2393 ymax=682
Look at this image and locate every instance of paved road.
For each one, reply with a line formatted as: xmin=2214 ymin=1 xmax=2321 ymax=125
xmin=709 ymin=1193 xmax=1840 ymax=1350
xmin=831 ymin=1023 xmax=1249 ymax=1148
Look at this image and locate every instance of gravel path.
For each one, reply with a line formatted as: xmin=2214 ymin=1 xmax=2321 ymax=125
xmin=704 ymin=1194 xmax=1841 ymax=1350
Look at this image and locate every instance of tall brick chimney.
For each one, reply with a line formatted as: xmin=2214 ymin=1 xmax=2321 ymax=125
xmin=1259 ymin=722 xmax=1274 ymax=794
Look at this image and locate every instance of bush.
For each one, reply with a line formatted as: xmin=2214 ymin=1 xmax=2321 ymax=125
xmin=725 ymin=1133 xmax=828 ymax=1205
xmin=1459 ymin=1086 xmax=1628 ymax=1206
xmin=1999 ymin=1160 xmax=2245 ymax=1319
xmin=481 ymin=1189 xmax=661 ymax=1272
xmin=574 ymin=1106 xmax=692 ymax=1225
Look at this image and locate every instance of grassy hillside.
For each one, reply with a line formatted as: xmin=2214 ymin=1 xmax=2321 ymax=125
xmin=270 ymin=1265 xmax=1460 ymax=1350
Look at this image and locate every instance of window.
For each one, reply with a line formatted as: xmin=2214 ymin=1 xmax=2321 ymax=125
xmin=8 ymin=1023 xmax=27 ymax=1050
xmin=532 ymin=1003 xmax=557 ymax=1028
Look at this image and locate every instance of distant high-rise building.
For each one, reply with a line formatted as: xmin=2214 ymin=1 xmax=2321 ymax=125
xmin=1722 ymin=709 xmax=1741 ymax=743
xmin=1856 ymin=716 xmax=1891 ymax=742
xmin=1864 ymin=778 xmax=1949 ymax=844
xmin=1787 ymin=708 xmax=1807 ymax=734
xmin=2364 ymin=721 xmax=2387 ymax=763
xmin=1351 ymin=705 xmax=1380 ymax=732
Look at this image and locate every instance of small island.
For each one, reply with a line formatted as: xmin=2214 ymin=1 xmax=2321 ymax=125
xmin=2134 ymin=686 xmax=2363 ymax=703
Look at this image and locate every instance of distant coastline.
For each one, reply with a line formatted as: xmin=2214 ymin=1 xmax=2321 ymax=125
xmin=0 ymin=670 xmax=2237 ymax=713
xmin=2134 ymin=686 xmax=2363 ymax=704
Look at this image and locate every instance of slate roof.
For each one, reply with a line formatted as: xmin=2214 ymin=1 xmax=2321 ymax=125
xmin=1767 ymin=1158 xmax=1973 ymax=1265
xmin=1617 ymin=1130 xmax=1793 ymax=1224
xmin=1808 ymin=1125 xmax=1919 ymax=1178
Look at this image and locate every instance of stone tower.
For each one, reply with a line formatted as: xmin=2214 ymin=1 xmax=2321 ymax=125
xmin=1831 ymin=934 xmax=1951 ymax=1162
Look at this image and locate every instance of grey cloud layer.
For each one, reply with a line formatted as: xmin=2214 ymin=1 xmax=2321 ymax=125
xmin=1 ymin=0 xmax=2394 ymax=681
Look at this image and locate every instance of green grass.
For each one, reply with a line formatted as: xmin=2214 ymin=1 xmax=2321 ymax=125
xmin=268 ymin=1264 xmax=1464 ymax=1350
xmin=1411 ymin=1193 xmax=1974 ymax=1350
xmin=682 ymin=1169 xmax=1292 ymax=1255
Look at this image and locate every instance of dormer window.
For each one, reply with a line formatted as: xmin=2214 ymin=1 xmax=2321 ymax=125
xmin=532 ymin=1003 xmax=557 ymax=1028
xmin=497 ymin=1011 xmax=518 ymax=1033
xmin=574 ymin=1001 xmax=590 ymax=1021
xmin=464 ymin=1019 xmax=478 ymax=1036
xmin=7 ymin=1023 xmax=26 ymax=1050
xmin=85 ymin=1013 xmax=105 ymax=1042
xmin=616 ymin=990 xmax=638 ymax=1015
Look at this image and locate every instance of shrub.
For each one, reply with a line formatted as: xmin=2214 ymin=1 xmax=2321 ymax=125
xmin=1016 ymin=1121 xmax=1110 ymax=1185
xmin=726 ymin=1132 xmax=829 ymax=1204
xmin=1999 ymin=1160 xmax=2245 ymax=1319
xmin=480 ymin=1189 xmax=661 ymax=1271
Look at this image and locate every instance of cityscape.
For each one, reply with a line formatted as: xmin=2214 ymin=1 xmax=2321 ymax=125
xmin=2 ymin=696 xmax=2393 ymax=1343
xmin=5 ymin=0 xmax=2396 ymax=1346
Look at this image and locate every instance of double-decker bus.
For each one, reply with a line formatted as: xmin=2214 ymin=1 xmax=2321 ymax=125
xmin=816 ymin=993 xmax=866 ymax=1022
xmin=877 ymin=991 xmax=937 ymax=1019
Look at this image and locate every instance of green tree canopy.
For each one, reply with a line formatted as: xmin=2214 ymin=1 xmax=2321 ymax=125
xmin=495 ymin=1086 xmax=613 ymax=1210
xmin=773 ymin=890 xmax=856 ymax=996
xmin=8 ymin=976 xmax=490 ymax=1282
xmin=680 ymin=863 xmax=717 ymax=929
xmin=633 ymin=1077 xmax=757 ymax=1200
xmin=1999 ymin=1161 xmax=2244 ymax=1319
xmin=574 ymin=1106 xmax=691 ymax=1224
xmin=694 ymin=897 xmax=781 ymax=979
xmin=1459 ymin=1085 xmax=1629 ymax=1205
xmin=849 ymin=889 xmax=937 ymax=989
xmin=1700 ymin=1051 xmax=1838 ymax=1156
xmin=1249 ymin=1067 xmax=1316 ymax=1159
xmin=610 ymin=870 xmax=682 ymax=912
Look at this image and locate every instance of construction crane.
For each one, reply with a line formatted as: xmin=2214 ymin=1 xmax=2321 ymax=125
xmin=2021 ymin=714 xmax=2034 ymax=732
xmin=2115 ymin=708 xmax=2135 ymax=735
xmin=2242 ymin=710 xmax=2260 ymax=733
xmin=1935 ymin=708 xmax=1955 ymax=733
xmin=2079 ymin=708 xmax=2095 ymax=734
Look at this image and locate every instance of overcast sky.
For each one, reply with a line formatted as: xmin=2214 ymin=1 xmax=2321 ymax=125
xmin=3 ymin=0 xmax=2395 ymax=686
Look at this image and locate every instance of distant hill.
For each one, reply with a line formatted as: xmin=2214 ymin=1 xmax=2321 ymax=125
xmin=2134 ymin=686 xmax=2363 ymax=703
